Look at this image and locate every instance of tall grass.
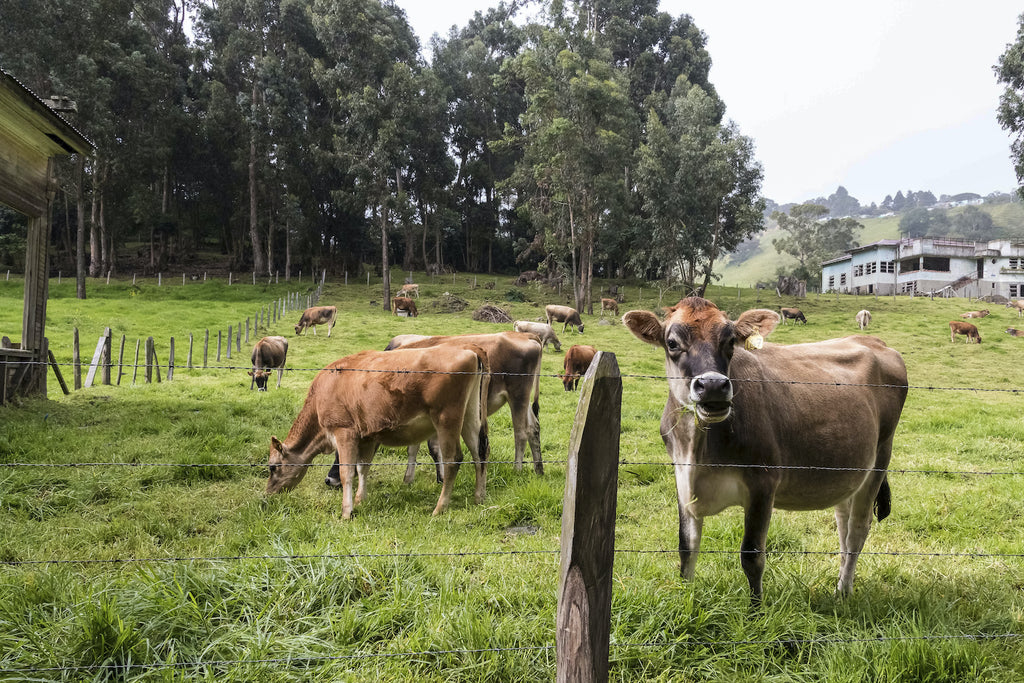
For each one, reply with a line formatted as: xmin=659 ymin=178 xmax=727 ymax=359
xmin=2 ymin=275 xmax=1023 ymax=680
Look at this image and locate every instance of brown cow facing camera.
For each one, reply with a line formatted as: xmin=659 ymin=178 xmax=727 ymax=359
xmin=249 ymin=335 xmax=288 ymax=390
xmin=600 ymin=298 xmax=619 ymax=316
xmin=949 ymin=321 xmax=982 ymax=344
xmin=393 ymin=296 xmax=419 ymax=317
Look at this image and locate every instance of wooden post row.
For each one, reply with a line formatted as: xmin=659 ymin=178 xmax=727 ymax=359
xmin=556 ymin=352 xmax=621 ymax=683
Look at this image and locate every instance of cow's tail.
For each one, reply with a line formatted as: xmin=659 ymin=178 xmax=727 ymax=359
xmin=532 ymin=367 xmax=541 ymax=418
xmin=874 ymin=475 xmax=891 ymax=522
xmin=476 ymin=354 xmax=490 ymax=462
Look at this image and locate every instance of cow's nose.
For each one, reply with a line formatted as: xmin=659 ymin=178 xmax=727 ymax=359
xmin=691 ymin=372 xmax=731 ymax=401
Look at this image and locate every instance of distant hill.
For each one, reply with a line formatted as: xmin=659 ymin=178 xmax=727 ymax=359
xmin=718 ymin=199 xmax=1024 ymax=288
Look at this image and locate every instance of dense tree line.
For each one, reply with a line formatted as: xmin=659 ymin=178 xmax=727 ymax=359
xmin=0 ymin=0 xmax=765 ymax=308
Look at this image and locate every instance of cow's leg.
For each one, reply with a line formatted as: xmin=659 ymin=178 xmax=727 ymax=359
xmin=461 ymin=406 xmax=488 ymax=505
xmin=353 ymin=441 xmax=375 ymax=507
xmin=276 ymin=367 xmax=284 ymax=388
xmin=673 ymin=462 xmax=704 ymax=580
xmin=834 ymin=474 xmax=885 ymax=595
xmin=403 ymin=443 xmax=420 ymax=485
xmin=330 ymin=432 xmax=360 ymax=519
xmin=426 ymin=438 xmax=443 ymax=483
xmin=740 ymin=491 xmax=774 ymax=604
xmin=432 ymin=423 xmax=464 ymax=516
xmin=402 ymin=441 xmax=441 ymax=485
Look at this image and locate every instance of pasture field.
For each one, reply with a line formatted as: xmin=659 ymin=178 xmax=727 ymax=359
xmin=2 ymin=274 xmax=1024 ymax=681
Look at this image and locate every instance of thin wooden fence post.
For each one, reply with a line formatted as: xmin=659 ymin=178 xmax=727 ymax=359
xmin=101 ymin=328 xmax=112 ymax=386
xmin=167 ymin=337 xmax=175 ymax=381
xmin=187 ymin=333 xmax=194 ymax=369
xmin=145 ymin=337 xmax=154 ymax=384
xmin=203 ymin=330 xmax=209 ymax=368
xmin=73 ymin=327 xmax=81 ymax=390
xmin=217 ymin=331 xmax=222 ymax=362
xmin=116 ymin=334 xmax=126 ymax=385
xmin=556 ymin=352 xmax=621 ymax=683
xmin=226 ymin=325 xmax=232 ymax=360
xmin=236 ymin=323 xmax=241 ymax=353
xmin=84 ymin=335 xmax=106 ymax=388
xmin=132 ymin=339 xmax=141 ymax=384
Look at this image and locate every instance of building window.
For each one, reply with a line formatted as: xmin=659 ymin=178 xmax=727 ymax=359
xmin=1009 ymin=258 xmax=1023 ymax=270
xmin=922 ymin=256 xmax=950 ymax=272
xmin=828 ymin=275 xmax=835 ymax=289
xmin=854 ymin=264 xmax=864 ymax=277
xmin=866 ymin=262 xmax=877 ymax=275
xmin=899 ymin=258 xmax=919 ymax=273
xmin=880 ymin=261 xmax=895 ymax=273
xmin=1012 ymin=284 xmax=1021 ymax=297
xmin=840 ymin=274 xmax=847 ymax=286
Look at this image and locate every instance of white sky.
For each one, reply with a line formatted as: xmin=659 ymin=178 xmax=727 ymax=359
xmin=399 ymin=0 xmax=1022 ymax=205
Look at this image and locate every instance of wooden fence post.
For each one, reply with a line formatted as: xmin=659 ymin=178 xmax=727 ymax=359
xmin=116 ymin=334 xmax=126 ymax=385
xmin=203 ymin=330 xmax=209 ymax=368
xmin=73 ymin=327 xmax=81 ymax=390
xmin=236 ymin=323 xmax=241 ymax=353
xmin=556 ymin=352 xmax=621 ymax=683
xmin=187 ymin=333 xmax=194 ymax=369
xmin=217 ymin=330 xmax=222 ymax=362
xmin=145 ymin=337 xmax=154 ymax=384
xmin=101 ymin=327 xmax=112 ymax=386
xmin=167 ymin=337 xmax=175 ymax=381
xmin=132 ymin=339 xmax=140 ymax=385
xmin=226 ymin=325 xmax=232 ymax=359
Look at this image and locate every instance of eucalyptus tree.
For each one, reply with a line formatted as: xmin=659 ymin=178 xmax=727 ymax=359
xmin=502 ymin=4 xmax=635 ymax=313
xmin=773 ymin=203 xmax=862 ymax=286
xmin=996 ymin=12 xmax=1024 ymax=199
xmin=634 ymin=81 xmax=764 ymax=294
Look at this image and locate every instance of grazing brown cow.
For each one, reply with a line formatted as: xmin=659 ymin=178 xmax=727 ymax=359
xmin=779 ymin=307 xmax=806 ymax=324
xmin=545 ymin=304 xmax=584 ymax=333
xmin=600 ymin=298 xmax=619 ymax=316
xmin=856 ymin=309 xmax=871 ymax=330
xmin=266 ymin=346 xmax=490 ymax=518
xmin=624 ymin=298 xmax=908 ymax=602
xmin=560 ymin=344 xmax=598 ymax=391
xmin=949 ymin=320 xmax=982 ymax=344
xmin=1005 ymin=300 xmax=1024 ymax=318
xmin=397 ymin=283 xmax=419 ymax=298
xmin=392 ymin=296 xmax=419 ymax=317
xmin=960 ymin=309 xmax=989 ymax=319
xmin=249 ymin=335 xmax=288 ymax=390
xmin=1006 ymin=328 xmax=1024 ymax=337
xmin=294 ymin=305 xmax=337 ymax=336
xmin=513 ymin=320 xmax=562 ymax=351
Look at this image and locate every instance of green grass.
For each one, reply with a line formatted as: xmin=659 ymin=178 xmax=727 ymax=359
xmin=2 ymin=274 xmax=1024 ymax=680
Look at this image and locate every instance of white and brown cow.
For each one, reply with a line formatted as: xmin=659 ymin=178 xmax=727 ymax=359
xmin=397 ymin=283 xmax=419 ymax=298
xmin=294 ymin=305 xmax=337 ymax=336
xmin=513 ymin=320 xmax=562 ymax=351
xmin=950 ymin=320 xmax=982 ymax=343
xmin=856 ymin=309 xmax=871 ymax=330
xmin=266 ymin=346 xmax=490 ymax=518
xmin=1005 ymin=300 xmax=1024 ymax=318
xmin=560 ymin=344 xmax=597 ymax=391
xmin=249 ymin=335 xmax=288 ymax=390
xmin=624 ymin=297 xmax=907 ymax=602
xmin=326 ymin=332 xmax=544 ymax=485
xmin=545 ymin=304 xmax=584 ymax=333
xmin=600 ymin=298 xmax=619 ymax=316
xmin=392 ymin=296 xmax=419 ymax=317
xmin=960 ymin=309 xmax=989 ymax=319
xmin=779 ymin=307 xmax=806 ymax=324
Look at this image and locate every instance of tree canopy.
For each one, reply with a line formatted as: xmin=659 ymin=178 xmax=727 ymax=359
xmin=996 ymin=12 xmax=1024 ymax=200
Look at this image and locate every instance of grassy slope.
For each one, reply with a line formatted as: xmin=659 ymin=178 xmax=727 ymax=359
xmin=1 ymin=275 xmax=1023 ymax=681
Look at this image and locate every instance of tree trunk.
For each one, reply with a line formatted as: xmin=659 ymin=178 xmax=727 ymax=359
xmin=248 ymin=81 xmax=266 ymax=275
xmin=75 ymin=155 xmax=87 ymax=300
xmin=88 ymin=166 xmax=100 ymax=277
xmin=381 ymin=205 xmax=391 ymax=311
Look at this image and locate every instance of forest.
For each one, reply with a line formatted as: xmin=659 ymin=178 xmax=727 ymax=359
xmin=0 ymin=0 xmax=768 ymax=313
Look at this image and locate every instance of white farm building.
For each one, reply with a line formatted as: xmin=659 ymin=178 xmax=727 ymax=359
xmin=821 ymin=237 xmax=1024 ymax=299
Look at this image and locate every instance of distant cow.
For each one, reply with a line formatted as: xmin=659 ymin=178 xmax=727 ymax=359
xmin=960 ymin=309 xmax=989 ymax=319
xmin=1005 ymin=300 xmax=1024 ymax=318
xmin=600 ymin=298 xmax=619 ymax=316
xmin=1006 ymin=327 xmax=1024 ymax=337
xmin=856 ymin=310 xmax=871 ymax=330
xmin=397 ymin=283 xmax=419 ymax=298
xmin=624 ymin=297 xmax=908 ymax=601
xmin=266 ymin=345 xmax=490 ymax=518
xmin=949 ymin=321 xmax=982 ymax=344
xmin=560 ymin=344 xmax=597 ymax=391
xmin=779 ymin=307 xmax=806 ymax=324
xmin=545 ymin=304 xmax=584 ymax=333
xmin=393 ymin=297 xmax=419 ymax=317
xmin=513 ymin=320 xmax=562 ymax=351
xmin=294 ymin=305 xmax=337 ymax=336
xmin=249 ymin=335 xmax=288 ymax=390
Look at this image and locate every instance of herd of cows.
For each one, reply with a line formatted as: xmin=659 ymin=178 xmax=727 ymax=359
xmin=242 ymin=289 xmax=1008 ymax=600
xmin=948 ymin=299 xmax=1024 ymax=343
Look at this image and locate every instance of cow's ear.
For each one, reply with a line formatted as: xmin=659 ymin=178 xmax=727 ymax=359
xmin=733 ymin=309 xmax=781 ymax=346
xmin=270 ymin=436 xmax=284 ymax=452
xmin=623 ymin=310 xmax=665 ymax=347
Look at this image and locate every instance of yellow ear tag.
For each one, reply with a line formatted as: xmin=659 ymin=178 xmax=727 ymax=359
xmin=745 ymin=333 xmax=764 ymax=351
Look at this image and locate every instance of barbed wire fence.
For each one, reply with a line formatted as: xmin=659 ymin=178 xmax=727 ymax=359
xmin=2 ymin=352 xmax=1024 ymax=677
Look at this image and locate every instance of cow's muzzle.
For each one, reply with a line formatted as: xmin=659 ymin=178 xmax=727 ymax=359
xmin=689 ymin=372 xmax=733 ymax=423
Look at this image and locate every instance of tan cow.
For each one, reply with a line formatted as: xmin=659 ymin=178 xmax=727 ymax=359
xmin=331 ymin=332 xmax=544 ymax=480
xmin=624 ymin=298 xmax=908 ymax=602
xmin=545 ymin=304 xmax=584 ymax=333
xmin=294 ymin=305 xmax=337 ymax=336
xmin=960 ymin=309 xmax=989 ymax=319
xmin=600 ymin=298 xmax=619 ymax=316
xmin=397 ymin=283 xmax=419 ymax=298
xmin=512 ymin=320 xmax=562 ymax=351
xmin=392 ymin=297 xmax=419 ymax=317
xmin=266 ymin=346 xmax=490 ymax=518
xmin=1005 ymin=300 xmax=1024 ymax=318
xmin=1006 ymin=327 xmax=1024 ymax=337
xmin=249 ymin=335 xmax=288 ymax=390
xmin=856 ymin=310 xmax=871 ymax=330
xmin=950 ymin=320 xmax=982 ymax=344
xmin=560 ymin=344 xmax=597 ymax=391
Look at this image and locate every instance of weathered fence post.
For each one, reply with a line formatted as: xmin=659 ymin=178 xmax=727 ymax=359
xmin=145 ymin=337 xmax=155 ymax=384
xmin=203 ymin=330 xmax=209 ymax=369
xmin=167 ymin=337 xmax=175 ymax=382
xmin=556 ymin=351 xmax=621 ymax=683
xmin=236 ymin=323 xmax=241 ymax=353
xmin=101 ymin=327 xmax=112 ymax=386
xmin=116 ymin=334 xmax=126 ymax=385
xmin=73 ymin=327 xmax=81 ymax=390
xmin=226 ymin=325 xmax=232 ymax=360
xmin=187 ymin=333 xmax=194 ymax=369
xmin=217 ymin=330 xmax=222 ymax=362
xmin=132 ymin=339 xmax=140 ymax=384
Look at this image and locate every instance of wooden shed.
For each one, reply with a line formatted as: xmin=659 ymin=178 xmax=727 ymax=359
xmin=1 ymin=68 xmax=93 ymax=404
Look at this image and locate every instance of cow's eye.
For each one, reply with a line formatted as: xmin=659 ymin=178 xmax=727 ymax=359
xmin=666 ymin=338 xmax=681 ymax=354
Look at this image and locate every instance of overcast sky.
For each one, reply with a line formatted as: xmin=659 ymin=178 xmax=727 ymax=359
xmin=399 ymin=1 xmax=1022 ymax=206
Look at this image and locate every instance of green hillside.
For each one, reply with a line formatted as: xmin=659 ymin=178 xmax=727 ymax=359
xmin=718 ymin=201 xmax=1024 ymax=288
